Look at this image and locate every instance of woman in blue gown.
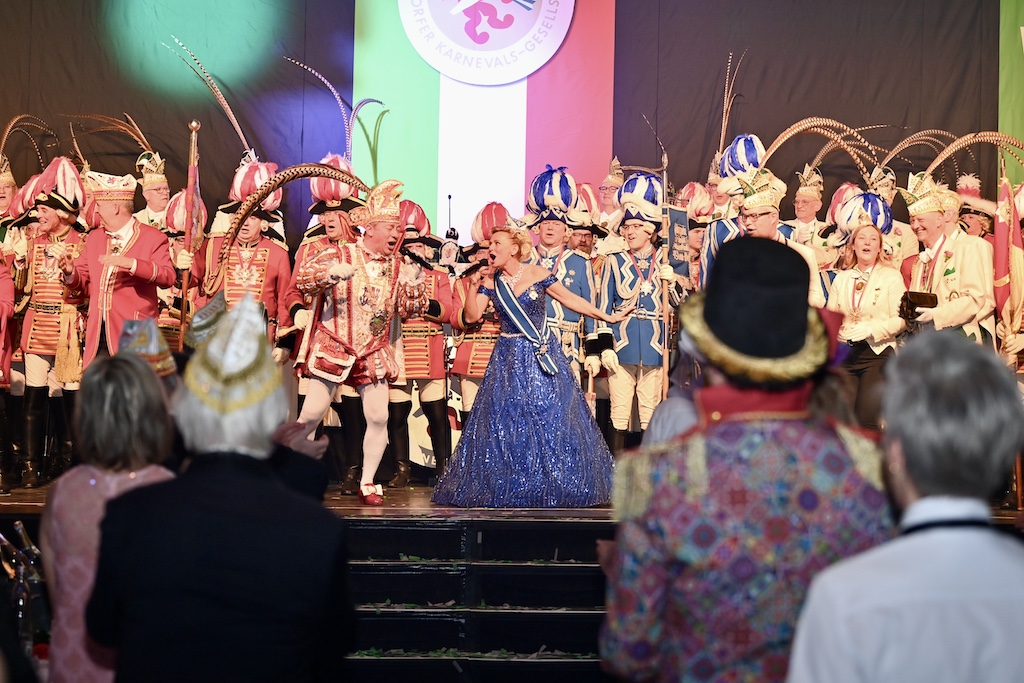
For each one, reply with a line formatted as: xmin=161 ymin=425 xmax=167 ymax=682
xmin=432 ymin=223 xmax=631 ymax=508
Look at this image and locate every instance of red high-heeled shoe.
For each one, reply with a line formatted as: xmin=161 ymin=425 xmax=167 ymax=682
xmin=359 ymin=483 xmax=384 ymax=506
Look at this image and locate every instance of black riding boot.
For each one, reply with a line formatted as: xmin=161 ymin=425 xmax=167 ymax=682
xmin=5 ymin=392 xmax=23 ymax=459
xmin=420 ymin=399 xmax=452 ymax=483
xmin=21 ymin=387 xmax=48 ymax=488
xmin=610 ymin=429 xmax=627 ymax=458
xmin=595 ymin=398 xmax=613 ymax=452
xmin=337 ymin=396 xmax=366 ymax=495
xmin=386 ymin=401 xmax=412 ymax=488
xmin=0 ymin=394 xmax=13 ymax=494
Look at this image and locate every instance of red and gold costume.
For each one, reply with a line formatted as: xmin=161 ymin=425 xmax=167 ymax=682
xmin=401 ymin=268 xmax=452 ymax=379
xmin=18 ymin=228 xmax=86 ymax=366
xmin=295 ymin=237 xmax=427 ymax=387
xmin=192 ymin=234 xmax=293 ymax=342
xmin=450 ymin=276 xmax=501 ymax=378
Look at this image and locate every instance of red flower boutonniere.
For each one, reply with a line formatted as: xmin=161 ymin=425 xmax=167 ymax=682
xmin=943 ymin=250 xmax=953 ymax=261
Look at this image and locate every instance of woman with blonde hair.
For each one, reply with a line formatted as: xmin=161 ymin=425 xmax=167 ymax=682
xmin=40 ymin=354 xmax=174 ymax=682
xmin=827 ymin=192 xmax=906 ymax=429
xmin=432 ymin=220 xmax=630 ymax=507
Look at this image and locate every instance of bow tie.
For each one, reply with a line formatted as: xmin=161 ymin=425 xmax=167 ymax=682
xmin=918 ymin=250 xmax=933 ymax=264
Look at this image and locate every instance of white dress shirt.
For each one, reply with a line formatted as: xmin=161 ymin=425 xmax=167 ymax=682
xmin=827 ymin=265 xmax=906 ymax=353
xmin=788 ymin=496 xmax=1024 ymax=683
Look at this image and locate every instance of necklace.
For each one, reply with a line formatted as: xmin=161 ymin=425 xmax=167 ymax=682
xmin=849 ymin=265 xmax=874 ymax=322
xmin=505 ymin=263 xmax=525 ymax=289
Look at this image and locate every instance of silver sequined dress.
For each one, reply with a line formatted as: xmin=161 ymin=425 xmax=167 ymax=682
xmin=431 ymin=274 xmax=614 ymax=508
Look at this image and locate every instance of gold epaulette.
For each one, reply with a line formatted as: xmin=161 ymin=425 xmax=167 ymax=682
xmin=612 ymin=436 xmax=706 ymax=521
xmin=835 ymin=423 xmax=883 ymax=490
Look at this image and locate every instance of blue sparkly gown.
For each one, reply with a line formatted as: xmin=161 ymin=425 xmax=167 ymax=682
xmin=431 ymin=274 xmax=614 ymax=508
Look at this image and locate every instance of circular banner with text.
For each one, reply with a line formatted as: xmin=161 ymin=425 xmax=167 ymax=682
xmin=399 ymin=0 xmax=576 ymax=86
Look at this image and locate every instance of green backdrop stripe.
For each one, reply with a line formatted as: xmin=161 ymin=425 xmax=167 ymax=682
xmin=352 ymin=0 xmax=441 ymax=225
xmin=1000 ymin=0 xmax=1024 ymax=185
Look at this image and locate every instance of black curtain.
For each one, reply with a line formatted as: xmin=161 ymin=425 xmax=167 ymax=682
xmin=613 ymin=0 xmax=999 ymax=222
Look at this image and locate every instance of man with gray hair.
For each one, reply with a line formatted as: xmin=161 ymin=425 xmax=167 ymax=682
xmin=788 ymin=331 xmax=1024 ymax=683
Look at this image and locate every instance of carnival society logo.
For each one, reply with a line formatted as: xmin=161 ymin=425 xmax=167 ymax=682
xmin=399 ymin=0 xmax=576 ymax=86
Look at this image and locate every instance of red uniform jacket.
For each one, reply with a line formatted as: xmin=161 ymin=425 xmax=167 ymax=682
xmin=68 ymin=220 xmax=177 ymax=365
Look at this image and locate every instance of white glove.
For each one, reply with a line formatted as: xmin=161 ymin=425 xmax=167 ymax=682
xmin=271 ymin=347 xmax=289 ymax=365
xmin=175 ymin=250 xmax=193 ymax=270
xmin=659 ymin=264 xmax=676 ymax=282
xmin=914 ymin=307 xmax=936 ymax=324
xmin=47 ymin=242 xmax=67 ymax=261
xmin=328 ymin=262 xmax=355 ymax=282
xmin=796 ymin=224 xmax=813 ymax=245
xmin=293 ymin=309 xmax=311 ymax=329
xmin=844 ymin=322 xmax=871 ymax=343
xmin=583 ymin=355 xmax=602 ymax=376
xmin=400 ymin=262 xmax=424 ymax=284
xmin=9 ymin=230 xmax=26 ymax=261
xmin=1003 ymin=333 xmax=1024 ymax=356
xmin=600 ymin=348 xmax=620 ymax=375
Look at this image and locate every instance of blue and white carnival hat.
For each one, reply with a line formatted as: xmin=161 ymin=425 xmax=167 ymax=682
xmin=719 ymin=134 xmax=765 ymax=179
xmin=837 ymin=191 xmax=893 ymax=238
xmin=617 ymin=172 xmax=663 ymax=234
xmin=523 ymin=165 xmax=578 ymax=227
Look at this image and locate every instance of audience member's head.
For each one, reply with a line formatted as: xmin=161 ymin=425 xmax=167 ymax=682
xmin=75 ymin=354 xmax=171 ymax=471
xmin=678 ymin=237 xmax=828 ymax=389
xmin=173 ymin=295 xmax=286 ymax=458
xmin=117 ymin=317 xmax=179 ymax=396
xmin=882 ymin=331 xmax=1024 ymax=508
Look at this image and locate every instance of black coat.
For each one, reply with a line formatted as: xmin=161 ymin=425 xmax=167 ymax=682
xmin=86 ymin=453 xmax=355 ymax=682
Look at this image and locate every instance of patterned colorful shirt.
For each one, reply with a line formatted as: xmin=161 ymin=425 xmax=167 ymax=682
xmin=600 ymin=383 xmax=894 ymax=682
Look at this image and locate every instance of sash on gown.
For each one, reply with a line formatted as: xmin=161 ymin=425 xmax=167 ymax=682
xmin=494 ymin=275 xmax=558 ymax=375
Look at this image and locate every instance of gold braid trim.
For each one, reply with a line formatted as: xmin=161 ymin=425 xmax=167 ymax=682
xmin=679 ymin=293 xmax=828 ymax=384
xmin=612 ymin=446 xmax=659 ymax=522
xmin=54 ymin=304 xmax=82 ymax=383
xmin=835 ymin=423 xmax=883 ymax=490
xmin=684 ymin=435 xmax=709 ymax=502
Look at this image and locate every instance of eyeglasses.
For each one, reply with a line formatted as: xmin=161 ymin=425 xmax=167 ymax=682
xmin=598 ymin=186 xmax=617 ymax=193
xmin=739 ymin=210 xmax=776 ymax=223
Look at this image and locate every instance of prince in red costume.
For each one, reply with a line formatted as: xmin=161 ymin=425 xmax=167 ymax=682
xmin=60 ymin=172 xmax=176 ymax=366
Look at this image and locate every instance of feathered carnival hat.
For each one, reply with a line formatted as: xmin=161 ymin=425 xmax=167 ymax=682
xmin=524 ymin=165 xmax=578 ymax=227
xmin=572 ymin=182 xmax=608 ymax=236
xmin=136 ymin=151 xmax=167 ymax=189
xmin=723 ymin=167 xmax=787 ymax=212
xmin=678 ymin=237 xmax=827 ymax=385
xmin=184 ymin=295 xmax=280 ymax=415
xmin=683 ymin=182 xmax=714 ymax=226
xmin=223 ymin=153 xmax=282 ymax=223
xmin=898 ymin=172 xmax=946 ymax=217
xmin=0 ymin=155 xmax=14 ymax=188
xmin=35 ymin=157 xmax=84 ymax=216
xmin=309 ymin=153 xmax=364 ymax=215
xmin=719 ymin=134 xmax=765 ymax=179
xmin=184 ymin=290 xmax=227 ymax=350
xmin=602 ymin=157 xmax=625 ymax=190
xmin=117 ymin=317 xmax=176 ymax=378
xmin=617 ymin=172 xmax=663 ymax=233
xmin=83 ymin=170 xmax=136 ymax=203
xmin=471 ymin=202 xmax=510 ymax=246
xmin=836 ymin=192 xmax=893 ymax=237
xmin=796 ymin=164 xmax=824 ymax=200
xmin=9 ymin=174 xmax=43 ymax=222
xmin=956 ymin=174 xmax=996 ymax=218
xmin=399 ymin=198 xmax=439 ymax=251
xmin=350 ymin=179 xmax=403 ymax=227
xmin=165 ymin=188 xmax=209 ymax=240
xmin=865 ymin=166 xmax=898 ymax=203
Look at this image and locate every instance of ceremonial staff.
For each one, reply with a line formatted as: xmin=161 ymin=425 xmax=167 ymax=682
xmin=178 ymin=119 xmax=200 ymax=351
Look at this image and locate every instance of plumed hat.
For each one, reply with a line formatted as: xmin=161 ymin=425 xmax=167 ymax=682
xmin=719 ymin=134 xmax=765 ymax=178
xmin=83 ymin=171 xmax=137 ymax=203
xmin=720 ymin=167 xmax=787 ymax=212
xmin=678 ymin=237 xmax=827 ymax=384
xmin=571 ymin=182 xmax=608 ymax=236
xmin=471 ymin=201 xmax=510 ymax=245
xmin=0 ymin=155 xmax=14 ymax=188
xmin=795 ymin=164 xmax=824 ymax=200
xmin=36 ymin=157 xmax=85 ymax=213
xmin=183 ymin=291 xmax=228 ymax=350
xmin=602 ymin=157 xmax=625 ymax=190
xmin=309 ymin=153 xmax=363 ymax=215
xmin=617 ymin=172 xmax=663 ymax=233
xmin=227 ymin=153 xmax=281 ymax=213
xmin=865 ymin=166 xmax=898 ymax=203
xmin=350 ymin=179 xmax=403 ymax=226
xmin=898 ymin=172 xmax=945 ymax=217
xmin=525 ymin=165 xmax=578 ymax=227
xmin=183 ymin=295 xmax=280 ymax=415
xmin=684 ymin=182 xmax=715 ymax=225
xmin=836 ymin=192 xmax=893 ymax=237
xmin=956 ymin=174 xmax=994 ymax=218
xmin=9 ymin=174 xmax=43 ymax=220
xmin=399 ymin=199 xmax=431 ymax=237
xmin=826 ymin=182 xmax=862 ymax=226
xmin=117 ymin=317 xmax=176 ymax=378
xmin=136 ymin=151 xmax=168 ymax=189
xmin=165 ymin=189 xmax=209 ymax=240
